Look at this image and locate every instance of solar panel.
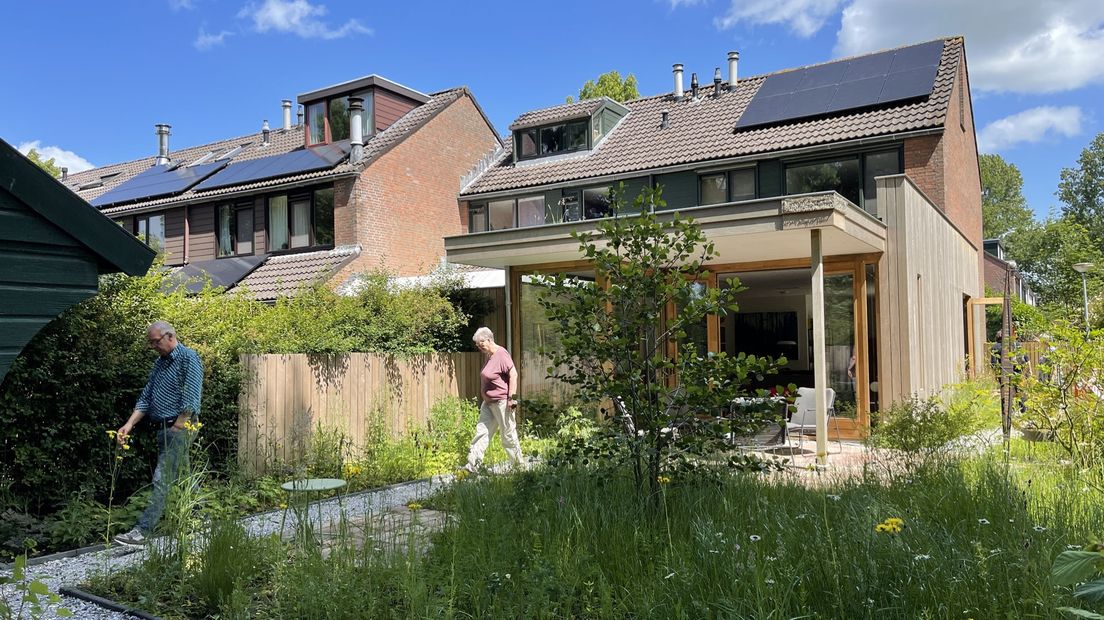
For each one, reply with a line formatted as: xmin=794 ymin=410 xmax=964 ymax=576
xmin=735 ymin=39 xmax=945 ymax=130
xmin=90 ymin=160 xmax=228 ymax=207
xmin=193 ymin=144 xmax=350 ymax=192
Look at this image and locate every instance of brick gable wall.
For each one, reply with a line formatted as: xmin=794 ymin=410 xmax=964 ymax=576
xmin=331 ymin=94 xmax=500 ymax=282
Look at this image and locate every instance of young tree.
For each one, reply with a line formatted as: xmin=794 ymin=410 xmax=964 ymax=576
xmin=1058 ymin=132 xmax=1104 ymax=249
xmin=979 ymin=153 xmax=1034 ymax=240
xmin=536 ymin=186 xmax=783 ymax=500
xmin=24 ymin=148 xmax=61 ymax=178
xmin=566 ymin=70 xmax=640 ymax=103
xmin=1013 ymin=216 xmax=1103 ymax=319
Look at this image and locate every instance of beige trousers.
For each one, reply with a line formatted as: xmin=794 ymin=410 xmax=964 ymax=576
xmin=466 ymin=399 xmax=523 ymax=469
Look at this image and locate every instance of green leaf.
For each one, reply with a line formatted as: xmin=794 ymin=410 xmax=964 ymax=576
xmin=1075 ymin=580 xmax=1104 ymax=603
xmin=28 ymin=580 xmax=49 ymax=596
xmin=57 ymin=609 xmax=75 ymax=617
xmin=1057 ymin=607 xmax=1104 ymax=619
xmin=1053 ymin=551 xmax=1104 ymax=585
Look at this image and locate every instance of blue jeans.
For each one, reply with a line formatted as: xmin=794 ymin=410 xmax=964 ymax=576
xmin=136 ymin=426 xmax=191 ymax=534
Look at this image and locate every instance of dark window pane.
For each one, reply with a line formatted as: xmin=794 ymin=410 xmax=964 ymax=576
xmin=488 ymin=199 xmax=515 ymax=230
xmin=785 ymin=158 xmax=861 ymax=206
xmin=564 ymin=122 xmax=587 ymax=151
xmin=699 ymin=173 xmax=727 ymax=205
xmin=268 ymin=195 xmax=289 ymax=251
xmin=328 ymin=97 xmax=349 ymax=142
xmin=518 ymin=129 xmax=538 ymax=158
xmin=290 ymin=197 xmax=311 ymax=248
xmin=863 ymin=150 xmax=901 ymax=215
xmin=307 ymin=102 xmax=326 ymax=145
xmin=313 ymin=187 xmax=334 ymax=246
xmin=540 ymin=125 xmax=564 ymax=154
xmin=561 ymin=192 xmax=581 ymax=222
xmin=583 ymin=187 xmax=612 ymax=219
xmin=730 ymin=168 xmax=756 ymax=201
xmin=218 ymin=205 xmax=235 ymax=257
xmin=469 ymin=205 xmax=487 ymax=233
xmin=517 ymin=196 xmax=545 ymax=227
xmin=236 ymin=207 xmax=254 ymax=255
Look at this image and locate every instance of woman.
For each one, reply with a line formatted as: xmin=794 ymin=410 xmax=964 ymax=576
xmin=462 ymin=327 xmax=523 ymax=471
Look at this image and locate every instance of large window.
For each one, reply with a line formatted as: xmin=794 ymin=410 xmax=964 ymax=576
xmin=266 ymin=186 xmax=335 ymax=252
xmin=135 ymin=213 xmax=165 ymax=252
xmin=488 ymin=199 xmax=515 ymax=231
xmin=328 ymin=97 xmax=349 ymax=142
xmin=305 ymin=93 xmax=373 ymax=146
xmin=517 ymin=195 xmax=546 ymax=228
xmin=515 ymin=120 xmax=589 ymax=161
xmin=217 ymin=202 xmax=254 ymax=257
xmin=468 ymin=204 xmax=487 ymax=233
xmin=730 ymin=168 xmax=756 ymax=201
xmin=784 ymin=149 xmax=901 ymax=213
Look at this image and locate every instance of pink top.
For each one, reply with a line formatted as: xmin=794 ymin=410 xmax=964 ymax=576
xmin=480 ymin=347 xmax=515 ymax=401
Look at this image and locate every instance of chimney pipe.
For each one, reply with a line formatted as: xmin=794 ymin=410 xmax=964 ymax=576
xmin=282 ymin=100 xmax=292 ymax=130
xmin=348 ymin=96 xmax=365 ymax=164
xmin=60 ymin=167 xmax=68 ymax=181
xmin=728 ymin=51 xmax=740 ymax=89
xmin=691 ymin=72 xmax=699 ymax=99
xmin=713 ymin=67 xmax=722 ymax=97
xmin=672 ymin=64 xmax=684 ymax=100
xmin=297 ymin=105 xmax=304 ymax=126
xmin=262 ymin=120 xmax=270 ymax=145
xmin=660 ymin=110 xmax=669 ymax=130
xmin=154 ymin=124 xmax=171 ymax=165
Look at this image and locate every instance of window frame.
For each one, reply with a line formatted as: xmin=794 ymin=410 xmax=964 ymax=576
xmin=215 ymin=200 xmax=256 ymax=258
xmin=514 ymin=118 xmax=591 ymax=161
xmin=782 ymin=146 xmax=902 ymax=212
xmin=134 ymin=212 xmax=165 ymax=251
xmin=264 ymin=184 xmax=337 ymax=254
xmin=304 ymin=90 xmax=375 ymax=147
xmin=696 ymin=165 xmax=758 ymax=206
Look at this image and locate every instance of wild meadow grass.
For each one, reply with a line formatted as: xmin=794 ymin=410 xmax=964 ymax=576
xmin=87 ymin=448 xmax=1102 ymax=619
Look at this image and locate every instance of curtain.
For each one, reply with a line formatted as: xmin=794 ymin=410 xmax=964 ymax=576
xmin=268 ymin=196 xmax=288 ymax=251
xmin=290 ymin=198 xmax=310 ymax=248
xmin=217 ymin=206 xmax=233 ymax=256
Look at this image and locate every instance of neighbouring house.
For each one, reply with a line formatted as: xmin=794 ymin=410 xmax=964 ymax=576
xmin=983 ymin=238 xmax=1036 ymax=306
xmin=445 ymin=37 xmax=986 ymax=443
xmin=0 ymin=138 xmax=155 ymax=384
xmin=64 ymin=75 xmax=502 ymax=304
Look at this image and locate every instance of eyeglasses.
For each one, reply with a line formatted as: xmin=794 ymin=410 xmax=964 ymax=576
xmin=147 ymin=333 xmax=170 ymax=346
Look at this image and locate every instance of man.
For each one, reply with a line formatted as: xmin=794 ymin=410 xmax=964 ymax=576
xmin=112 ymin=321 xmax=203 ymax=546
xmin=462 ymin=327 xmax=523 ymax=472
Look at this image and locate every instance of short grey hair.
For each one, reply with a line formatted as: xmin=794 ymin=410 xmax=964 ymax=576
xmin=472 ymin=327 xmax=495 ymax=344
xmin=148 ymin=321 xmax=177 ymax=338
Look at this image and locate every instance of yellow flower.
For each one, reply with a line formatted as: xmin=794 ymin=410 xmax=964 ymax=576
xmin=106 ymin=430 xmax=117 ymax=438
xmin=657 ymin=475 xmax=672 ymax=485
xmin=455 ymin=469 xmax=470 ymax=481
xmin=407 ymin=502 xmax=423 ymax=511
xmin=122 ymin=444 xmax=131 ymax=450
xmin=885 ymin=518 xmax=904 ymax=528
xmin=875 ymin=523 xmax=889 ymax=533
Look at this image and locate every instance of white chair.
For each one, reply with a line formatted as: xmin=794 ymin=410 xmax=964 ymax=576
xmin=785 ymin=387 xmax=840 ymax=451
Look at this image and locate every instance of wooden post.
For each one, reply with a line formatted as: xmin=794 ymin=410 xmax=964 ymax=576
xmin=810 ymin=229 xmax=828 ymax=466
xmin=854 ymin=260 xmax=870 ymax=432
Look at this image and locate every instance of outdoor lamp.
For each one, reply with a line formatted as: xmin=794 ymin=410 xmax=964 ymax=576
xmin=1073 ymin=262 xmax=1094 ymax=337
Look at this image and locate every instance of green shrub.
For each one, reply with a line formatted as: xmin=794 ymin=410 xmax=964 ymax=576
xmin=870 ymin=378 xmax=997 ymax=457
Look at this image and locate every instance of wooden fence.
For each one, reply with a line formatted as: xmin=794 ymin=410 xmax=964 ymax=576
xmin=237 ymin=352 xmax=484 ymax=473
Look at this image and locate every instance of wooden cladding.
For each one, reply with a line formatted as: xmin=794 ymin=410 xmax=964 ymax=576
xmin=237 ymin=352 xmax=485 ymax=474
xmin=375 ymin=89 xmax=419 ymax=132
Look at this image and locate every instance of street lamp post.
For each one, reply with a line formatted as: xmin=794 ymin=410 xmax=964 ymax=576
xmin=1073 ymin=262 xmax=1093 ymax=337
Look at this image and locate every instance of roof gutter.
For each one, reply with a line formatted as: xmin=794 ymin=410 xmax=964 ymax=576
xmin=100 ymin=171 xmax=360 ymax=218
xmin=460 ymin=126 xmax=945 ymax=201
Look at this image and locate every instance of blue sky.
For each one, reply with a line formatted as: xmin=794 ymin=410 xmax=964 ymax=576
xmin=2 ymin=0 xmax=1101 ymax=220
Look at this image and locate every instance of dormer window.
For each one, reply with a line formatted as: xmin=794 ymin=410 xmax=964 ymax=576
xmin=305 ymin=93 xmax=374 ymax=146
xmin=516 ymin=120 xmax=589 ymax=160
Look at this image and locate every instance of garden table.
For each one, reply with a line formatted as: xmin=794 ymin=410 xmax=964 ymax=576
xmin=279 ymin=477 xmax=347 ymax=543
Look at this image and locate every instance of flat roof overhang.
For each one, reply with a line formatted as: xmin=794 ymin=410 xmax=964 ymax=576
xmin=445 ymin=192 xmax=887 ymax=269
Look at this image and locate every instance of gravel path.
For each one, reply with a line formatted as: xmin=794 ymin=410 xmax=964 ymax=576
xmin=0 ymin=474 xmax=452 ymax=619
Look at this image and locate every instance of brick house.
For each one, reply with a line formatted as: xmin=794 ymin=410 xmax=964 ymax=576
xmin=983 ymin=238 xmax=1036 ymax=306
xmin=65 ymin=75 xmax=501 ymax=300
xmin=444 ymin=37 xmax=986 ymax=448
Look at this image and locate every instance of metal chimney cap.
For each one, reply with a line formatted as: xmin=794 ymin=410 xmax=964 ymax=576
xmin=713 ymin=67 xmax=722 ymax=83
xmin=672 ymin=63 xmax=684 ymax=71
xmin=728 ymin=51 xmax=740 ymax=60
xmin=262 ymin=119 xmax=270 ymax=130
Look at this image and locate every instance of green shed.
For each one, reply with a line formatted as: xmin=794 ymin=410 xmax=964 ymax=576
xmin=0 ymin=138 xmax=155 ymax=384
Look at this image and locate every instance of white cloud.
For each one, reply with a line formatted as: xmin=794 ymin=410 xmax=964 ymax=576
xmin=713 ymin=0 xmax=845 ymax=37
xmin=16 ymin=141 xmax=95 ymax=173
xmin=707 ymin=0 xmax=1104 ymax=93
xmin=976 ymin=106 xmax=1083 ymax=153
xmin=194 ymin=27 xmax=232 ymax=51
xmin=238 ymin=0 xmax=371 ymax=40
xmin=834 ymin=0 xmax=1104 ymax=93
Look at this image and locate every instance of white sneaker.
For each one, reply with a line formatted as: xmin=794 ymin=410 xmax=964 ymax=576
xmin=113 ymin=527 xmax=147 ymax=546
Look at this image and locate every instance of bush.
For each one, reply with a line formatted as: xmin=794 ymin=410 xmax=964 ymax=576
xmin=0 ymin=263 xmax=473 ymax=529
xmin=870 ymin=378 xmax=997 ymax=457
